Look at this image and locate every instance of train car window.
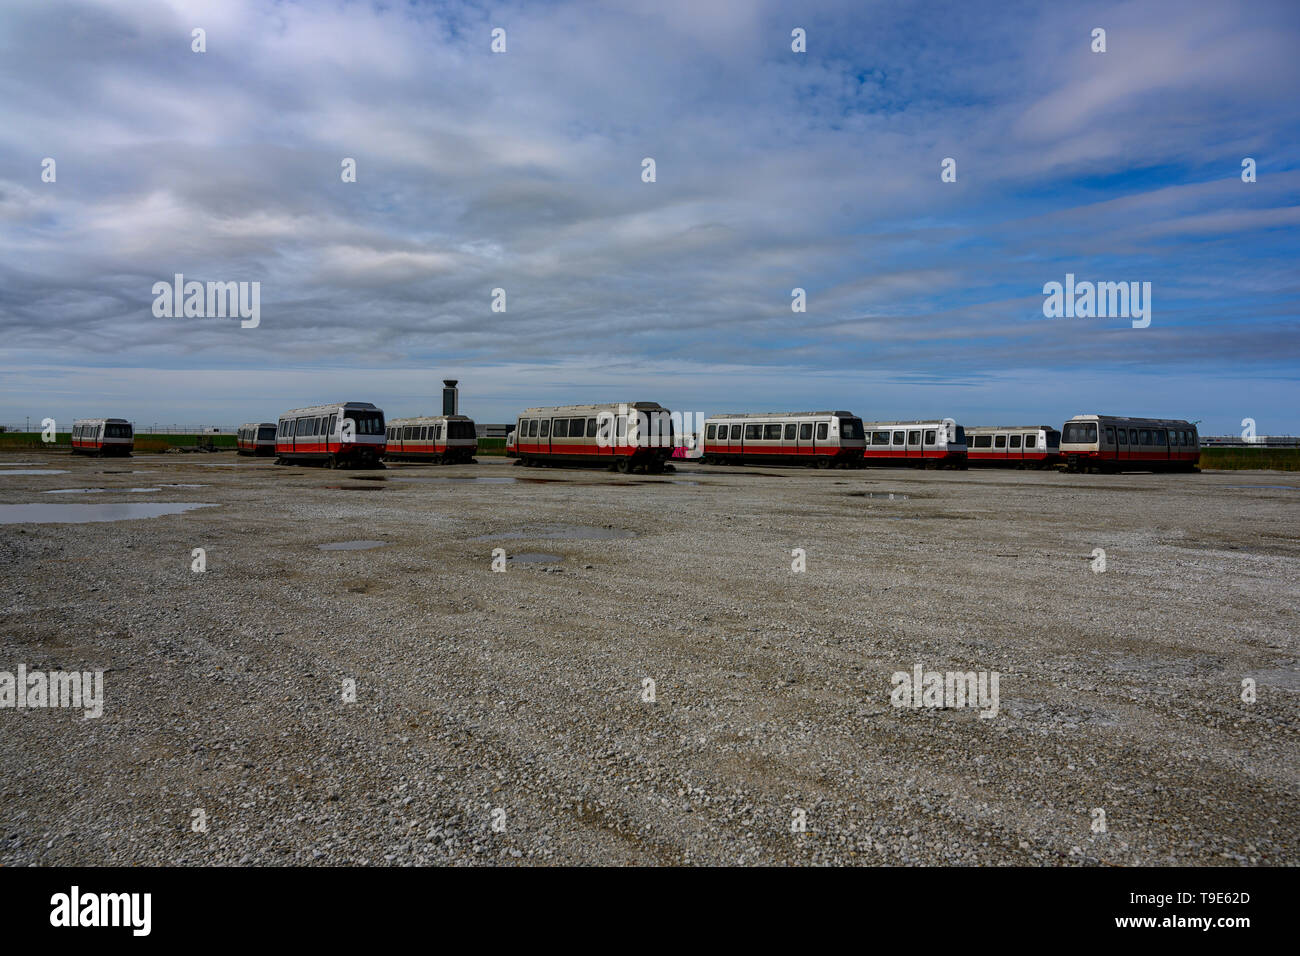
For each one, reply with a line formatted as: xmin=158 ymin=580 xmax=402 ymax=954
xmin=841 ymin=419 xmax=864 ymax=440
xmin=1128 ymin=429 xmax=1137 ymax=444
xmin=995 ymin=435 xmax=1006 ymax=448
xmin=729 ymin=425 xmax=740 ymax=440
xmin=1155 ymin=430 xmax=1166 ymax=446
xmin=800 ymin=423 xmax=813 ymax=440
xmin=783 ymin=424 xmax=796 ymax=440
xmin=744 ymin=424 xmax=760 ymax=439
xmin=1116 ymin=430 xmax=1126 ymax=445
xmin=1139 ymin=430 xmax=1151 ymax=445
xmin=1010 ymin=435 xmax=1022 ymax=448
xmin=973 ymin=435 xmax=991 ymax=448
xmin=569 ymin=418 xmax=585 ymax=435
xmin=890 ymin=430 xmax=903 ymax=444
xmin=706 ymin=424 xmax=717 ymax=440
xmin=327 ymin=415 xmax=336 ymax=435
xmin=540 ymin=420 xmax=550 ymax=438
xmin=908 ymin=430 xmax=920 ymax=444
xmin=764 ymin=424 xmax=781 ymax=440
xmin=925 ymin=430 xmax=936 ymax=444
xmin=1026 ymin=435 xmax=1037 ymax=448
xmin=586 ymin=418 xmax=597 ymax=438
xmin=817 ymin=423 xmax=829 ymax=440
xmin=554 ymin=419 xmax=569 ymax=438
xmin=1105 ymin=427 xmax=1115 ymax=444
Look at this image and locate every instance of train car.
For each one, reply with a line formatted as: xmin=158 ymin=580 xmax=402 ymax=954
xmin=505 ymin=430 xmax=517 ymax=458
xmin=513 ymin=402 xmax=674 ymax=473
xmin=71 ymin=418 xmax=133 ymax=457
xmin=383 ymin=415 xmax=478 ymax=464
xmin=860 ymin=419 xmax=967 ymax=468
xmin=274 ymin=402 xmax=386 ymax=468
xmin=236 ymin=422 xmax=278 ymax=456
xmin=1060 ymin=414 xmax=1199 ymax=473
xmin=703 ymin=411 xmax=865 ymax=468
xmin=965 ymin=425 xmax=1060 ymax=468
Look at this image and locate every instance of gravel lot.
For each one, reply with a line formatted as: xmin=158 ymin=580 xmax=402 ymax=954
xmin=1 ymin=450 xmax=1296 ymax=865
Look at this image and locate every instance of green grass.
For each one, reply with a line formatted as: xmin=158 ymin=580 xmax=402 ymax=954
xmin=476 ymin=437 xmax=507 ymax=456
xmin=0 ymin=431 xmax=236 ymax=451
xmin=1199 ymin=447 xmax=1300 ymax=471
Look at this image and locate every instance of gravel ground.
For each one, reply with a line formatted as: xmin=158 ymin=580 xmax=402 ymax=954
xmin=0 ymin=450 xmax=1296 ymax=866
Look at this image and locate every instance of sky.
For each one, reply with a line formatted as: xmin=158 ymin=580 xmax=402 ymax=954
xmin=1 ymin=0 xmax=1297 ymax=434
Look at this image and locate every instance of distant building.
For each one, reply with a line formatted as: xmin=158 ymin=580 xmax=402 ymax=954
xmin=476 ymin=423 xmax=513 ymax=439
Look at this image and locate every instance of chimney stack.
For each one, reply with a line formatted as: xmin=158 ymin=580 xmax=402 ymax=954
xmin=442 ymin=379 xmax=459 ymax=416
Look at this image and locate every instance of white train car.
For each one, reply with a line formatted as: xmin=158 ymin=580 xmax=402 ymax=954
xmin=703 ymin=411 xmax=865 ymax=468
xmin=1060 ymin=414 xmax=1199 ymax=473
xmin=513 ymin=402 xmax=675 ymax=473
xmin=71 ymin=418 xmax=133 ymax=457
xmin=384 ymin=415 xmax=478 ymax=464
xmin=274 ymin=401 xmax=386 ymax=468
xmin=860 ymin=419 xmax=967 ymax=468
xmin=236 ymin=422 xmax=278 ymax=456
xmin=965 ymin=425 xmax=1060 ymax=468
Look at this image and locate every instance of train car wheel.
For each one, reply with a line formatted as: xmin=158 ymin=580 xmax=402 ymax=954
xmin=616 ymin=458 xmax=631 ymax=473
xmin=816 ymin=457 xmax=830 ymax=469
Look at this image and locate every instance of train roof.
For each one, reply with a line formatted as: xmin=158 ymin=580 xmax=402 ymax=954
xmin=519 ymin=402 xmax=667 ymax=414
xmin=859 ymin=419 xmax=955 ymax=427
xmin=73 ymin=418 xmax=130 ymax=424
xmin=280 ymin=402 xmax=381 ymax=417
xmin=239 ymin=422 xmax=277 ymax=428
xmin=706 ymin=411 xmax=856 ymax=419
xmin=966 ymin=424 xmax=1057 ymax=432
xmin=388 ymin=415 xmax=476 ymax=425
xmin=1068 ymin=414 xmax=1194 ymax=426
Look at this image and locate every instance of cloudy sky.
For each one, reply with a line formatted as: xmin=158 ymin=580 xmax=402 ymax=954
xmin=1 ymin=0 xmax=1297 ymax=432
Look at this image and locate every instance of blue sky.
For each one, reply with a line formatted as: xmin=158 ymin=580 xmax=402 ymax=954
xmin=1 ymin=0 xmax=1297 ymax=432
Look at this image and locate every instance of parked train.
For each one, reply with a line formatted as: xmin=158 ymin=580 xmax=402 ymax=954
xmin=236 ymin=422 xmax=278 ymax=456
xmin=1059 ymin=415 xmax=1199 ymax=472
xmin=71 ymin=418 xmax=133 ymax=457
xmin=513 ymin=402 xmax=675 ymax=472
xmin=965 ymin=425 xmax=1061 ymax=468
xmin=860 ymin=419 xmax=967 ymax=468
xmin=703 ymin=412 xmax=865 ymax=467
xmin=384 ymin=415 xmax=478 ymax=464
xmin=274 ymin=402 xmax=386 ymax=468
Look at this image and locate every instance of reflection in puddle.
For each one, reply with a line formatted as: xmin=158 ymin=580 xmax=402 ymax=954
xmin=473 ymin=524 xmax=636 ymax=541
xmin=0 ymin=502 xmax=215 ymax=524
xmin=318 ymin=540 xmax=387 ymax=550
xmin=509 ymin=552 xmax=563 ymax=564
xmin=0 ymin=469 xmax=69 ymax=475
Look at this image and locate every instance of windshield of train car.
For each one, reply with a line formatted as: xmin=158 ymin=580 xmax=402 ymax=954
xmin=257 ymin=426 xmax=276 ymax=441
xmin=105 ymin=423 xmax=131 ymax=438
xmin=1046 ymin=429 xmax=1061 ymax=446
xmin=953 ymin=425 xmax=965 ymax=445
xmin=1062 ymin=422 xmax=1098 ymax=443
xmin=839 ymin=418 xmax=864 ymax=440
xmin=344 ymin=410 xmax=384 ymax=435
xmin=448 ymin=421 xmax=475 ymax=440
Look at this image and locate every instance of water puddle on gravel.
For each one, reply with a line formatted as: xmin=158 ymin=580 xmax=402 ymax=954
xmin=473 ymin=524 xmax=636 ymax=541
xmin=1223 ymin=485 xmax=1298 ymax=491
xmin=44 ymin=487 xmax=159 ymax=494
xmin=0 ymin=469 xmax=69 ymax=475
xmin=392 ymin=476 xmax=516 ymax=484
xmin=318 ymin=540 xmax=387 ymax=550
xmin=846 ymin=491 xmax=910 ymax=500
xmin=0 ymin=502 xmax=215 ymax=524
xmin=509 ymin=552 xmax=563 ymax=563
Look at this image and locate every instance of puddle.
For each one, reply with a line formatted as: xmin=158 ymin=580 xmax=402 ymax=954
xmin=509 ymin=552 xmax=563 ymax=563
xmin=325 ymin=485 xmax=385 ymax=491
xmin=0 ymin=469 xmax=69 ymax=475
xmin=160 ymin=483 xmax=207 ymax=488
xmin=1223 ymin=485 xmax=1298 ymax=491
xmin=97 ymin=470 xmax=155 ymax=475
xmin=44 ymin=487 xmax=159 ymax=494
xmin=473 ymin=524 xmax=636 ymax=541
xmin=392 ymin=476 xmax=516 ymax=484
xmin=348 ymin=476 xmax=387 ymax=482
xmin=846 ymin=491 xmax=910 ymax=500
xmin=0 ymin=502 xmax=215 ymax=524
xmin=318 ymin=540 xmax=387 ymax=550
